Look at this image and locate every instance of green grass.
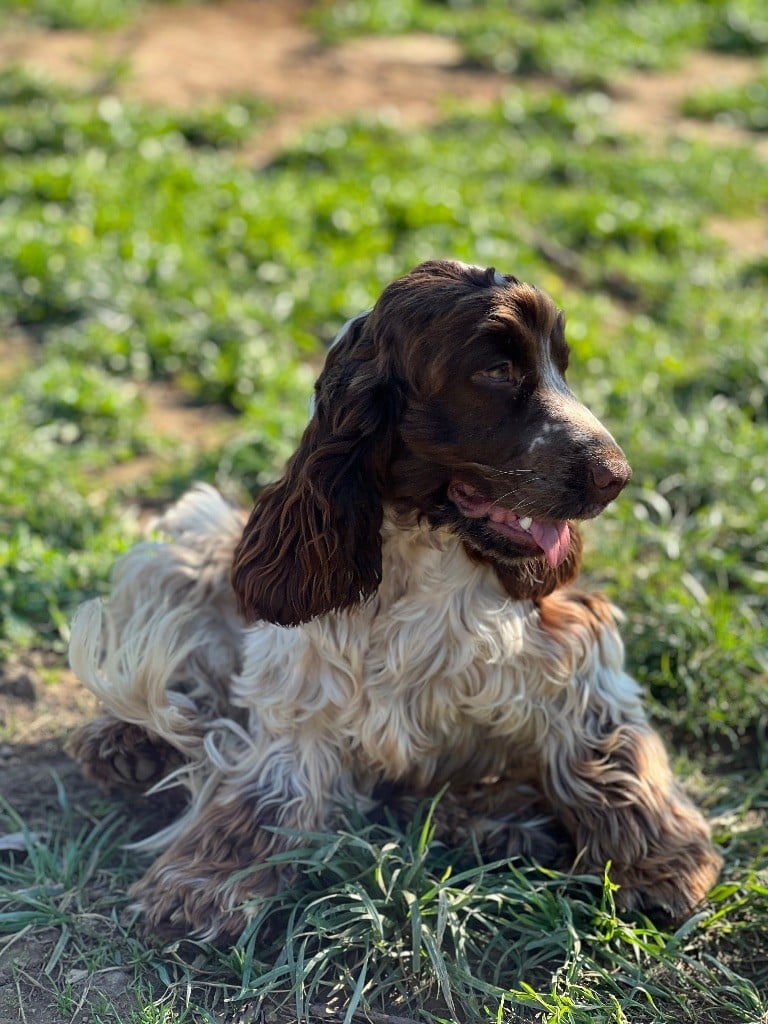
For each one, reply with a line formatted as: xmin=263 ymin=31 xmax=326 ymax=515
xmin=0 ymin=0 xmax=187 ymax=30
xmin=1 ymin=792 xmax=766 ymax=1022
xmin=0 ymin=1 xmax=767 ymax=1020
xmin=312 ymin=0 xmax=768 ymax=85
xmin=682 ymin=61 xmax=768 ymax=130
xmin=2 ymin=68 xmax=765 ymax=742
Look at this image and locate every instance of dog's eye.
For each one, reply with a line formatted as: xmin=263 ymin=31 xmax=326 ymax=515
xmin=473 ymin=363 xmax=524 ymax=385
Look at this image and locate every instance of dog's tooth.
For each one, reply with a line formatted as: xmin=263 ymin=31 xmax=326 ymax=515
xmin=519 ymin=517 xmax=533 ymax=530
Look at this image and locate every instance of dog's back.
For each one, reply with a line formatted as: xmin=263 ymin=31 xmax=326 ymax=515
xmin=68 ymin=485 xmax=245 ymax=772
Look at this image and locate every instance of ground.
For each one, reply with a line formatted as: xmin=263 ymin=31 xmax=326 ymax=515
xmin=0 ymin=3 xmax=766 ymax=1022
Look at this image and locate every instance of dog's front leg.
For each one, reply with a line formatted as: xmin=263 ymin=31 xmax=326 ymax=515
xmin=532 ymin=590 xmax=722 ymax=920
xmin=540 ymin=720 xmax=722 ymax=921
xmin=131 ymin=735 xmax=351 ymax=941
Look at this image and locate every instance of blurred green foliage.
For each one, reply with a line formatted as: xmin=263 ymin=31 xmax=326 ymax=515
xmin=0 ymin=0 xmax=181 ymax=30
xmin=0 ymin=8 xmax=766 ymax=1021
xmin=683 ymin=60 xmax=768 ymax=130
xmin=314 ymin=0 xmax=768 ymax=84
xmin=0 ymin=30 xmax=766 ymax=751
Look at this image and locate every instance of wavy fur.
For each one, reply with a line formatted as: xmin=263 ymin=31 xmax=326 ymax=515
xmin=68 ymin=261 xmax=721 ymax=939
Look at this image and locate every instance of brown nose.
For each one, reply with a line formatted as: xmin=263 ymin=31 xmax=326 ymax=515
xmin=588 ymin=456 xmax=632 ymax=504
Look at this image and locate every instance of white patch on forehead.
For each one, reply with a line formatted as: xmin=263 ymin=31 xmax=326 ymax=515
xmin=493 ymin=270 xmax=507 ymax=287
xmin=528 ymin=334 xmax=617 ymax=448
xmin=538 ymin=334 xmax=571 ymax=397
xmin=527 ymin=421 xmax=566 ymax=451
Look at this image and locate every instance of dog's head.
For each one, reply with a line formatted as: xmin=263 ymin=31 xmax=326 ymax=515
xmin=232 ymin=260 xmax=631 ymax=625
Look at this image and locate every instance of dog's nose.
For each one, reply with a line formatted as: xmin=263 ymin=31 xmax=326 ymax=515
xmin=588 ymin=456 xmax=632 ymax=504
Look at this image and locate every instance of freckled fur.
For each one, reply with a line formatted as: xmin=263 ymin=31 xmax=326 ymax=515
xmin=68 ymin=260 xmax=721 ymax=939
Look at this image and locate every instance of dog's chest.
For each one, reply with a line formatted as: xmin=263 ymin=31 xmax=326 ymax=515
xmin=349 ymin=563 xmax=554 ymax=784
xmin=237 ymin=526 xmax=571 ymax=786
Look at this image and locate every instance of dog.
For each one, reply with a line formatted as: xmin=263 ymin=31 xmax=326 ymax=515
xmin=68 ymin=259 xmax=722 ymax=940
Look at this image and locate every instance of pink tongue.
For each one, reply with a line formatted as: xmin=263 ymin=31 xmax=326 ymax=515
xmin=529 ymin=520 xmax=571 ymax=568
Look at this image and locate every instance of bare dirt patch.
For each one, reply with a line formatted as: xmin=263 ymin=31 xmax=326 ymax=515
xmin=0 ymin=333 xmax=36 ymax=385
xmin=0 ymin=660 xmax=99 ymax=836
xmin=618 ymin=50 xmax=761 ymax=136
xmin=1 ymin=662 xmax=98 ymax=749
xmin=140 ymin=382 xmax=237 ymax=449
xmin=3 ymin=2 xmax=766 ymax=161
xmin=708 ymin=214 xmax=768 ymax=259
xmin=95 ymin=381 xmax=239 ymax=492
xmin=612 ymin=51 xmax=765 ymax=147
xmin=611 ymin=51 xmax=768 ymax=257
xmin=0 ymin=0 xmax=509 ymax=157
xmin=2 ymin=3 xmax=765 ymax=229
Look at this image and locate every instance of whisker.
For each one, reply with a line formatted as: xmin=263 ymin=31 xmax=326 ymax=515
xmin=488 ymin=493 xmax=566 ymax=520
xmin=446 ymin=456 xmax=569 ymax=520
xmin=450 ymin=459 xmax=539 ymax=479
xmin=488 ymin=488 xmax=518 ymax=510
xmin=484 ymin=467 xmax=536 ymax=477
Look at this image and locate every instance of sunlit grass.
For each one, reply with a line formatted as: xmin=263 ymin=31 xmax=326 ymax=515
xmin=0 ymin=4 xmax=766 ymax=1021
xmin=682 ymin=61 xmax=768 ymax=131
xmin=1 ymin=790 xmax=766 ymax=1022
xmin=312 ymin=0 xmax=768 ymax=84
xmin=1 ymin=66 xmax=765 ymax=744
xmin=0 ymin=0 xmax=185 ymax=31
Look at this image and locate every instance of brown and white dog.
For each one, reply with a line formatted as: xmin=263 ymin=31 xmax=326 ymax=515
xmin=68 ymin=260 xmax=722 ymax=940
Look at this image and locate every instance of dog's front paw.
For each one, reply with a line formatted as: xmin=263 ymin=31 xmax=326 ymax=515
xmin=130 ymin=865 xmax=257 ymax=943
xmin=546 ymin=725 xmax=723 ymax=924
xmin=129 ymin=823 xmax=288 ymax=943
xmin=611 ymin=836 xmax=723 ymax=923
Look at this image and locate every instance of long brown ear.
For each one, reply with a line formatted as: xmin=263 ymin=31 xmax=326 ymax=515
xmin=232 ymin=314 xmax=401 ymax=626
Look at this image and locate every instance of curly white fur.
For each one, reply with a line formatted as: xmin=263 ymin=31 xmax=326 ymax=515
xmin=67 ymin=259 xmax=721 ymax=938
xmin=68 ymin=483 xmax=724 ymax=938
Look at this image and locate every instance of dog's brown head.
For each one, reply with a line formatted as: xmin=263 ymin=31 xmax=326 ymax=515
xmin=232 ymin=260 xmax=631 ymax=625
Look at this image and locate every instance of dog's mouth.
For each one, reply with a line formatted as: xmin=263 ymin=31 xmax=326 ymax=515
xmin=447 ymin=480 xmax=571 ymax=568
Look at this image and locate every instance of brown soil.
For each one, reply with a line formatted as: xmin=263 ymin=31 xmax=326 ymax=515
xmin=612 ymin=51 xmax=767 ymax=149
xmin=0 ymin=6 xmax=766 ymax=1020
xmin=0 ymin=333 xmax=36 ymax=385
xmin=0 ymin=0 xmax=509 ymax=162
xmin=3 ymin=0 xmax=767 ymax=163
